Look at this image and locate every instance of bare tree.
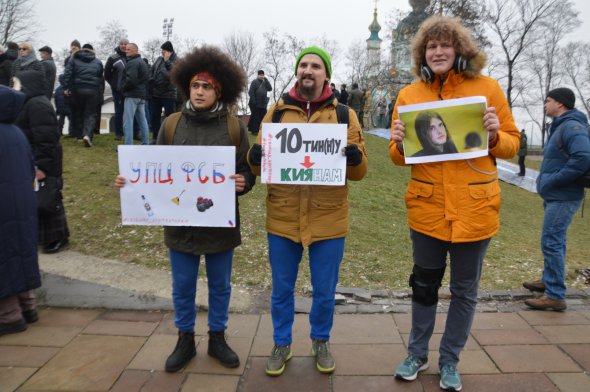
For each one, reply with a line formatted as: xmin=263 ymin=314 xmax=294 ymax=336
xmin=345 ymin=39 xmax=369 ymax=87
xmin=428 ymin=0 xmax=489 ymax=48
xmin=94 ymin=20 xmax=128 ymax=61
xmin=561 ymin=41 xmax=590 ymax=116
xmin=0 ymin=0 xmax=38 ymax=45
xmin=223 ymin=31 xmax=261 ymax=113
xmin=486 ymin=0 xmax=560 ymax=108
xmin=175 ymin=36 xmax=200 ymax=56
xmin=141 ymin=37 xmax=162 ymax=65
xmin=518 ymin=2 xmax=579 ymax=145
xmin=263 ymin=29 xmax=305 ymax=103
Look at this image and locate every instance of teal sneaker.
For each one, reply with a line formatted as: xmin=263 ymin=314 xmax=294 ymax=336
xmin=311 ymin=339 xmax=336 ymax=373
xmin=265 ymin=345 xmax=292 ymax=376
xmin=439 ymin=364 xmax=462 ymax=391
xmin=395 ymin=355 xmax=428 ymax=381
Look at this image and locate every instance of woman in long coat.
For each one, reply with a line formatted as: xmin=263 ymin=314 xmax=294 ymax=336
xmin=15 ymin=70 xmax=70 ymax=253
xmin=0 ymin=84 xmax=41 ymax=335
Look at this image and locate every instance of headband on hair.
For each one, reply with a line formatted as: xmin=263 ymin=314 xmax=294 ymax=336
xmin=190 ymin=72 xmax=222 ymax=95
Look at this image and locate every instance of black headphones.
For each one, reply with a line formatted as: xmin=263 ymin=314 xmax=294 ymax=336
xmin=420 ymin=55 xmax=468 ymax=83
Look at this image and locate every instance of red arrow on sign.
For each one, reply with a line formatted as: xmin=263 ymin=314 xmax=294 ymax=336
xmin=300 ymin=155 xmax=315 ymax=169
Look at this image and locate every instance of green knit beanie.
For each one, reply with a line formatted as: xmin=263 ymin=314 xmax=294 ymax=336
xmin=295 ymin=46 xmax=332 ymax=78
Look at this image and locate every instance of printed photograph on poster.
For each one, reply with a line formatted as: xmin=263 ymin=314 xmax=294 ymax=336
xmin=398 ymin=96 xmax=488 ymax=164
xmin=117 ymin=145 xmax=236 ymax=227
xmin=260 ymin=122 xmax=347 ymax=186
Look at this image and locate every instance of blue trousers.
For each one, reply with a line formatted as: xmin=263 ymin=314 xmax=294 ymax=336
xmin=268 ymin=233 xmax=345 ymax=345
xmin=408 ymin=230 xmax=490 ymax=367
xmin=541 ymin=199 xmax=582 ymax=301
xmin=123 ymin=97 xmax=149 ymax=145
xmin=169 ymin=248 xmax=233 ymax=333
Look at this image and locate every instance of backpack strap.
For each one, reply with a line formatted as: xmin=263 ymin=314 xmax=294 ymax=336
xmin=226 ymin=114 xmax=241 ymax=148
xmin=164 ymin=112 xmax=182 ymax=145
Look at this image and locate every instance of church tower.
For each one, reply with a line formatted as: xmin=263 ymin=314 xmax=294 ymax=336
xmin=366 ymin=1 xmax=382 ymax=79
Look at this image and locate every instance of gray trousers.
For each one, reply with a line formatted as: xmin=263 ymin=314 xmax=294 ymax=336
xmin=407 ymin=230 xmax=490 ymax=366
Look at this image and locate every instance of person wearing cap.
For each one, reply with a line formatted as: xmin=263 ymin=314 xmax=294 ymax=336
xmin=64 ymin=40 xmax=81 ymax=67
xmin=247 ymin=69 xmax=272 ymax=135
xmin=38 ymin=46 xmax=56 ymax=99
xmin=247 ymin=46 xmax=367 ymax=377
xmin=115 ymin=45 xmax=255 ymax=373
xmin=523 ymin=87 xmax=590 ymax=311
xmin=63 ymin=43 xmax=104 ymax=146
xmin=148 ymin=41 xmax=178 ymax=143
xmin=389 ymin=16 xmax=519 ymax=390
xmin=104 ymin=38 xmax=129 ymax=141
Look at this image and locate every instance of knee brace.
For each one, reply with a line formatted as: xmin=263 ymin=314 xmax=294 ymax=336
xmin=409 ymin=265 xmax=446 ymax=306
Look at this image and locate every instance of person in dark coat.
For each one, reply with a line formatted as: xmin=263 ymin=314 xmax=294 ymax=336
xmin=121 ymin=43 xmax=150 ymax=145
xmin=63 ymin=43 xmax=104 ymax=146
xmin=11 ymin=42 xmax=44 ymax=82
xmin=15 ymin=70 xmax=70 ymax=254
xmin=339 ymin=84 xmax=349 ymax=105
xmin=38 ymin=46 xmax=56 ymax=99
xmin=517 ymin=129 xmax=528 ymax=176
xmin=54 ymin=74 xmax=72 ymax=133
xmin=0 ymin=84 xmax=41 ymax=336
xmin=104 ymin=39 xmax=128 ymax=140
xmin=0 ymin=44 xmax=13 ymax=86
xmin=247 ymin=69 xmax=272 ymax=135
xmin=149 ymin=41 xmax=178 ymax=142
xmin=116 ymin=45 xmax=255 ymax=373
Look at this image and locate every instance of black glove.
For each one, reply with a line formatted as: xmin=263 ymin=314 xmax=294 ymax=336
xmin=344 ymin=144 xmax=363 ymax=166
xmin=249 ymin=143 xmax=262 ymax=166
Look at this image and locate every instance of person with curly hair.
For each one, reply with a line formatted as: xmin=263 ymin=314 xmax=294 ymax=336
xmin=411 ymin=111 xmax=458 ymax=157
xmin=115 ymin=45 xmax=255 ymax=373
xmin=389 ymin=16 xmax=519 ymax=390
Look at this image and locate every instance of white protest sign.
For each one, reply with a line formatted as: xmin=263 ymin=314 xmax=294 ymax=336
xmin=260 ymin=123 xmax=347 ymax=185
xmin=117 ymin=145 xmax=236 ymax=227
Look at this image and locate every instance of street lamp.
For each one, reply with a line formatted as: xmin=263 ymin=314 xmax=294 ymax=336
xmin=163 ymin=18 xmax=174 ymax=40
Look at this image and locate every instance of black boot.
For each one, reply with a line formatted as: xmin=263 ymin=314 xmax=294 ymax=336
xmin=165 ymin=331 xmax=196 ymax=372
xmin=208 ymin=330 xmax=240 ymax=368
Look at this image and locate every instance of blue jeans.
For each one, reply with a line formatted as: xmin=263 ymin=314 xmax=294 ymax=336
xmin=541 ymin=199 xmax=582 ymax=301
xmin=408 ymin=230 xmax=490 ymax=367
xmin=123 ymin=97 xmax=149 ymax=145
xmin=169 ymin=248 xmax=234 ymax=333
xmin=268 ymin=233 xmax=345 ymax=345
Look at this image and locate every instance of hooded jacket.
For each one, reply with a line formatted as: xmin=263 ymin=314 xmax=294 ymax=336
xmin=63 ymin=48 xmax=104 ymax=90
xmin=389 ymin=69 xmax=520 ymax=243
xmin=249 ymin=83 xmax=367 ymax=246
xmin=0 ymin=85 xmax=40 ymax=298
xmin=15 ymin=70 xmax=63 ymax=178
xmin=156 ymin=104 xmax=255 ymax=255
xmin=537 ymin=109 xmax=590 ymax=202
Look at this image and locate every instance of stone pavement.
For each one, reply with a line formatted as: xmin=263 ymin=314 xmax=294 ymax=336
xmin=2 ymin=306 xmax=590 ymax=391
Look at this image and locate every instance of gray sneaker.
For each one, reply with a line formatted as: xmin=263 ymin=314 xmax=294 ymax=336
xmin=311 ymin=339 xmax=336 ymax=373
xmin=265 ymin=345 xmax=292 ymax=376
xmin=395 ymin=355 xmax=428 ymax=381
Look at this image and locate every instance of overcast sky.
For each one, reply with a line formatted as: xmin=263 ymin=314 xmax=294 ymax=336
xmin=34 ymin=0 xmax=590 ymax=84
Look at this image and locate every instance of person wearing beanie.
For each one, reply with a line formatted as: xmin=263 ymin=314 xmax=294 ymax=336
xmin=115 ymin=45 xmax=255 ymax=373
xmin=63 ymin=40 xmax=104 ymax=146
xmin=38 ymin=46 xmax=56 ymax=99
xmin=65 ymin=40 xmax=81 ymax=68
xmin=104 ymin=38 xmax=129 ymax=140
xmin=148 ymin=41 xmax=178 ymax=143
xmin=247 ymin=46 xmax=367 ymax=377
xmin=389 ymin=16 xmax=520 ymax=390
xmin=523 ymin=86 xmax=590 ymax=311
xmin=247 ymin=69 xmax=272 ymax=135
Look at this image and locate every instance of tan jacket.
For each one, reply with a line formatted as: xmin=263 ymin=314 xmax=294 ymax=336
xmin=249 ymin=96 xmax=367 ymax=246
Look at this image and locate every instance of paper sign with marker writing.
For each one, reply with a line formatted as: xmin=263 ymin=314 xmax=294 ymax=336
xmin=117 ymin=145 xmax=235 ymax=227
xmin=260 ymin=123 xmax=347 ymax=186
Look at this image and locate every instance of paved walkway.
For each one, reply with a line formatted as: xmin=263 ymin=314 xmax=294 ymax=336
xmin=2 ymin=306 xmax=590 ymax=391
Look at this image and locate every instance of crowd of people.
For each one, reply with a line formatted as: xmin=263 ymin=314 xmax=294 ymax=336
xmin=1 ymin=14 xmax=590 ymax=392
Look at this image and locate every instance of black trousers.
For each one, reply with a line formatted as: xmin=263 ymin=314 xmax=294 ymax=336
xmin=248 ymin=105 xmax=267 ymax=134
xmin=518 ymin=156 xmax=526 ymax=176
xmin=72 ymin=88 xmax=99 ymax=140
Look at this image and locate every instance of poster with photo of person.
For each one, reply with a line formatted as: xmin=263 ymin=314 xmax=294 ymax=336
xmin=399 ymin=96 xmax=488 ymax=164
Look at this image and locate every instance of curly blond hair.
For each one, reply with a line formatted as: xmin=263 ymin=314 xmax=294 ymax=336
xmin=410 ymin=15 xmax=487 ymax=80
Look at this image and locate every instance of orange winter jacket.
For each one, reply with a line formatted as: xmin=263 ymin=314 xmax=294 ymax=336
xmin=389 ymin=71 xmax=519 ymax=243
xmin=249 ymin=95 xmax=367 ymax=246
